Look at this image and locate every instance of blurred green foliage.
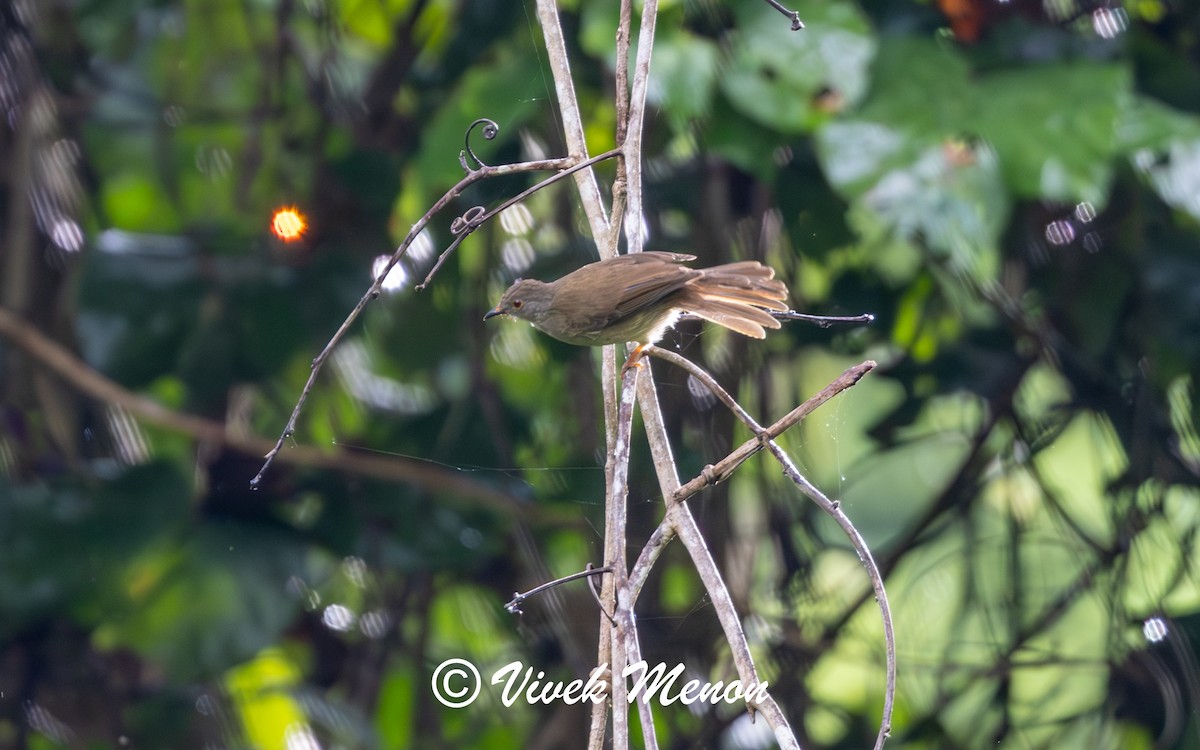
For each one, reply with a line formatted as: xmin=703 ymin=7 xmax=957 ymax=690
xmin=2 ymin=0 xmax=1200 ymax=748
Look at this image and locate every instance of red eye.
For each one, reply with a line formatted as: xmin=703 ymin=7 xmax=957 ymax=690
xmin=512 ymin=300 xmax=523 ymax=309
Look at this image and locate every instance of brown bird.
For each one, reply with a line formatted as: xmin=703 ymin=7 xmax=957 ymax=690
xmin=483 ymin=252 xmax=789 ymax=364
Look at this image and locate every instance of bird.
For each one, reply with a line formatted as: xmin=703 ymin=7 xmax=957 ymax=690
xmin=483 ymin=252 xmax=789 ymax=366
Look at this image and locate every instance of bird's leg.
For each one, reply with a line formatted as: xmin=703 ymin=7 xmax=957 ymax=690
xmin=620 ymin=343 xmax=649 ymax=374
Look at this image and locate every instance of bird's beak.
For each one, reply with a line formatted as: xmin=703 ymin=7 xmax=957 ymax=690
xmin=483 ymin=307 xmax=504 ymax=321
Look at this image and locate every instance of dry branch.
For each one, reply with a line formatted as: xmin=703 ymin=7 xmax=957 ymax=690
xmin=0 ymin=306 xmax=570 ymax=524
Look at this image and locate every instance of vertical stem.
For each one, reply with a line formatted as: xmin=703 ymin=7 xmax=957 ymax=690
xmin=602 ymin=0 xmax=635 ymax=554
xmin=635 ymin=368 xmax=681 ymax=494
xmin=532 ymin=4 xmax=621 ymax=746
xmin=609 ymin=0 xmax=634 ymax=244
xmin=606 ymin=365 xmax=639 ymax=750
xmin=533 ymin=0 xmax=612 ymax=251
xmin=621 ymin=0 xmax=659 ymax=255
xmin=614 ymin=0 xmax=632 ymax=147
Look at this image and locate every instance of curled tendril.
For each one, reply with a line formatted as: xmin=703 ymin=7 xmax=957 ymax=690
xmin=450 ymin=205 xmax=487 ymax=235
xmin=462 ymin=118 xmax=500 ymax=171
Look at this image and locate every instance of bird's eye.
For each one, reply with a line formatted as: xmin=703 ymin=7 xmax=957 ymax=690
xmin=512 ymin=299 xmax=523 ymax=309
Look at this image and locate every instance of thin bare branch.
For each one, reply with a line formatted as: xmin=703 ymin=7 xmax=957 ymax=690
xmin=667 ymin=502 xmax=802 ymax=749
xmin=669 ymin=357 xmax=877 ymax=501
xmin=761 ymin=0 xmax=806 ymax=30
xmin=0 ymin=306 xmax=573 ymax=525
xmin=627 ymin=522 xmax=675 ymax=604
xmin=528 ymin=0 xmax=626 ymax=744
xmin=623 ymin=614 xmax=659 ymax=750
xmin=585 ymin=564 xmax=618 ymax=626
xmin=417 ymin=147 xmax=622 ymax=289
xmin=773 ymin=310 xmax=875 ymax=327
xmin=251 ymin=146 xmax=580 ymax=486
xmin=622 ymin=356 xmax=875 ymax=750
xmin=668 ymin=504 xmax=762 ymax=688
xmin=526 ymin=3 xmax=843 ymax=749
xmin=505 ymin=565 xmax=613 ymax=615
xmin=769 ymin=441 xmax=895 ymax=750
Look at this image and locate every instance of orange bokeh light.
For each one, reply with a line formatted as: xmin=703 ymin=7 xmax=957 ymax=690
xmin=271 ymin=207 xmax=307 ymax=242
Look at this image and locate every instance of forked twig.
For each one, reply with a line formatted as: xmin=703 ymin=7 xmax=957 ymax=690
xmin=622 ymin=356 xmax=877 ymax=595
xmin=645 ymin=347 xmax=894 ymax=750
xmin=615 ymin=352 xmax=879 ymax=750
xmin=671 ymin=357 xmax=876 ymax=499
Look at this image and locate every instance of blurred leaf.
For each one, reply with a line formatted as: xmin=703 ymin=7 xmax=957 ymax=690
xmin=702 ymin=96 xmax=783 ymax=178
xmin=225 ymin=647 xmax=308 ymax=750
xmin=845 ymin=141 xmax=1009 ymax=274
xmin=376 ymin=668 xmax=415 ymax=748
xmin=1116 ymin=94 xmax=1200 ymax=153
xmin=854 ymin=36 xmax=973 ymax=134
xmin=342 ymin=0 xmax=413 ymax=48
xmin=972 ymin=63 xmax=1129 ymax=206
xmin=649 ymin=29 xmax=720 ymax=131
xmin=0 ymin=462 xmax=189 ymax=638
xmin=415 ymin=46 xmax=544 ymax=188
xmin=720 ymin=0 xmax=875 ymax=134
xmin=102 ymin=172 xmax=181 ymax=232
xmin=822 ymin=38 xmax=1130 ymax=220
xmin=1118 ymin=94 xmax=1200 ymax=219
xmin=99 ymin=520 xmax=308 ymax=681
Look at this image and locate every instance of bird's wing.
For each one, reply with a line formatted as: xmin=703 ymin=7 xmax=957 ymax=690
xmin=611 ymin=262 xmax=698 ymax=318
xmin=616 ymin=251 xmax=696 ymax=265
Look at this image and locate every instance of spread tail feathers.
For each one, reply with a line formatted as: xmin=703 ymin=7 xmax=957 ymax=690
xmin=679 ymin=262 xmax=789 ymax=338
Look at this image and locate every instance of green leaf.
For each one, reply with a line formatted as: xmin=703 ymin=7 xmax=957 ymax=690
xmin=817 ymin=121 xmax=1009 ymax=273
xmin=1118 ymin=95 xmax=1200 ymax=220
xmin=854 ymin=142 xmax=1009 ymax=274
xmin=0 ymin=463 xmax=190 ymax=637
xmin=1116 ymin=94 xmax=1200 ymax=152
xmin=703 ymin=96 xmax=785 ymax=179
xmin=972 ymin=63 xmax=1129 ymax=205
xmin=102 ymin=172 xmax=181 ymax=232
xmin=815 ymin=37 xmax=975 ymax=198
xmin=649 ymin=29 xmax=720 ymax=131
xmin=816 ymin=120 xmax=913 ymax=197
xmin=415 ymin=46 xmax=544 ymax=188
xmin=720 ymin=0 xmax=875 ymax=134
xmin=822 ymin=38 xmax=1132 ymax=208
xmin=817 ymin=44 xmax=1130 ymax=265
xmin=855 ymin=36 xmax=973 ymax=134
xmin=98 ymin=521 xmax=310 ymax=681
xmin=341 ymin=0 xmax=419 ymax=48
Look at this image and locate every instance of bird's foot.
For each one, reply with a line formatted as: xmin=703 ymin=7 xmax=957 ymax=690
xmin=620 ymin=344 xmax=648 ymax=375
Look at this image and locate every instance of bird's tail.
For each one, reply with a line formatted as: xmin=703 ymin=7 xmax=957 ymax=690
xmin=681 ymin=262 xmax=789 ymax=339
